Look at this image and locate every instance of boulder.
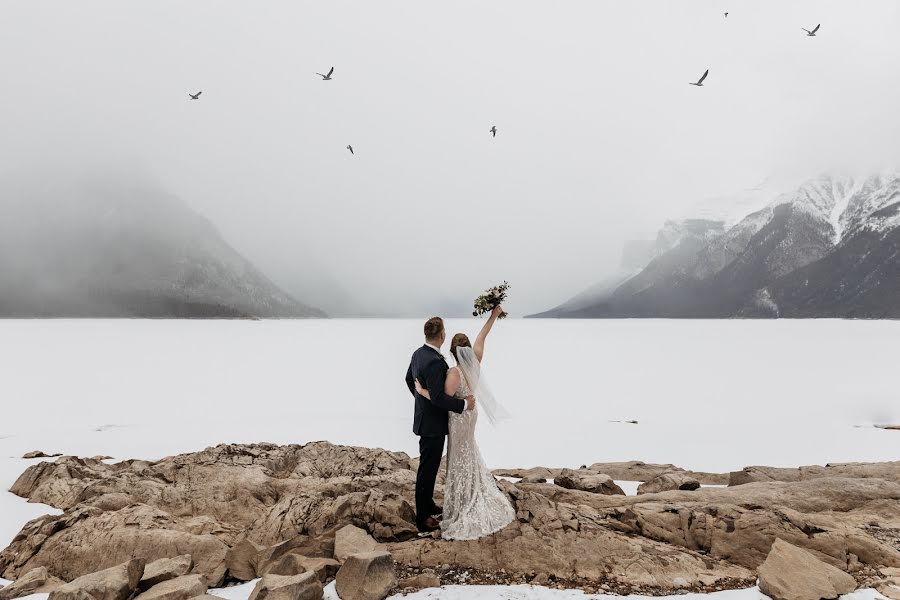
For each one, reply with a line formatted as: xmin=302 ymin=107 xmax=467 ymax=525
xmin=520 ymin=474 xmax=547 ymax=484
xmin=397 ymin=573 xmax=440 ymax=589
xmin=334 ymin=551 xmax=396 ymax=600
xmin=637 ymin=472 xmax=701 ymax=495
xmin=757 ymin=539 xmax=857 ymax=600
xmin=334 ymin=525 xmax=379 ymax=562
xmin=261 ymin=554 xmax=306 ymax=577
xmin=0 ymin=504 xmax=229 ymax=586
xmin=49 ymin=559 xmax=145 ymax=600
xmin=139 ymin=556 xmax=193 ymax=591
xmin=554 ymin=469 xmax=624 ymax=495
xmin=133 ymin=575 xmax=206 ymax=600
xmin=259 ymin=555 xmax=339 ymax=581
xmin=0 ymin=567 xmax=64 ymax=600
xmin=225 ymin=539 xmax=264 ymax=581
xmin=23 ymin=451 xmax=62 ymax=459
xmin=256 ymin=536 xmax=334 ymax=576
xmin=247 ymin=573 xmax=322 ymax=600
xmin=588 ymin=461 xmax=727 ymax=485
xmin=293 ymin=558 xmax=339 ymax=583
xmin=730 ymin=461 xmax=900 ymax=486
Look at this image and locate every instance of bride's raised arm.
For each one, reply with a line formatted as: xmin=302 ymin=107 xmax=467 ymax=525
xmin=473 ymin=305 xmax=503 ymax=362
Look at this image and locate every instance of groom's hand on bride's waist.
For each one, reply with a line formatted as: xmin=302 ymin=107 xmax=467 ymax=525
xmin=465 ymin=395 xmax=476 ymax=411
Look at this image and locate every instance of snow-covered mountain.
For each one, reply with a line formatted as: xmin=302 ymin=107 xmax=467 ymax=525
xmin=0 ymin=174 xmax=325 ymax=318
xmin=531 ymin=171 xmax=900 ymax=319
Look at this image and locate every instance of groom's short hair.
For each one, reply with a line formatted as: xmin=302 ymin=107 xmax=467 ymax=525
xmin=424 ymin=317 xmax=444 ymax=341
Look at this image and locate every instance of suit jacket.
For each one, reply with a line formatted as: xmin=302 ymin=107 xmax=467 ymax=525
xmin=406 ymin=344 xmax=466 ymax=437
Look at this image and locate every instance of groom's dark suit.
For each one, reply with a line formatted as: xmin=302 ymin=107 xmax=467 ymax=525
xmin=405 ymin=344 xmax=466 ymax=529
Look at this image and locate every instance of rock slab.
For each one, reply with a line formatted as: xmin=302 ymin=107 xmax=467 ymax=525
xmin=334 ymin=525 xmax=379 ymax=562
xmin=0 ymin=567 xmax=64 ymax=600
xmin=139 ymin=556 xmax=193 ymax=591
xmin=247 ymin=573 xmax=322 ymax=600
xmin=637 ymin=472 xmax=701 ymax=495
xmin=134 ymin=575 xmax=206 ymax=600
xmin=335 ymin=551 xmax=396 ymax=600
xmin=49 ymin=559 xmax=145 ymax=600
xmin=555 ymin=469 xmax=624 ymax=495
xmin=757 ymin=539 xmax=857 ymax=600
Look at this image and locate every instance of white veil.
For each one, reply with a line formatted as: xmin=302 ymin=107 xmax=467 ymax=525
xmin=454 ymin=346 xmax=510 ymax=426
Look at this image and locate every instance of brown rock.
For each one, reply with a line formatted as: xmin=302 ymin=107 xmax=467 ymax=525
xmin=520 ymin=474 xmax=547 ymax=484
xmin=730 ymin=461 xmax=900 ymax=486
xmin=133 ymin=575 xmax=206 ymax=600
xmin=262 ymin=556 xmax=339 ymax=582
xmin=225 ymin=539 xmax=264 ymax=581
xmin=554 ymin=469 xmax=624 ymax=495
xmin=256 ymin=536 xmax=334 ymax=576
xmin=397 ymin=573 xmax=440 ymax=589
xmin=0 ymin=504 xmax=228 ymax=586
xmin=758 ymin=539 xmax=857 ymax=600
xmin=0 ymin=567 xmax=64 ymax=600
xmin=334 ymin=525 xmax=379 ymax=562
xmin=389 ymin=484 xmax=754 ymax=588
xmin=49 ymin=559 xmax=145 ymax=600
xmin=86 ymin=494 xmax=136 ymax=512
xmin=335 ymin=551 xmax=396 ymax=600
xmin=246 ymin=573 xmax=322 ymax=600
xmin=637 ymin=472 xmax=701 ymax=495
xmin=139 ymin=556 xmax=193 ymax=591
xmin=262 ymin=554 xmax=307 ymax=577
xmin=23 ymin=451 xmax=62 ymax=459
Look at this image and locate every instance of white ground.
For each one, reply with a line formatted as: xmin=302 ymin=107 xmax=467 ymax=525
xmin=1 ymin=319 xmax=898 ymax=600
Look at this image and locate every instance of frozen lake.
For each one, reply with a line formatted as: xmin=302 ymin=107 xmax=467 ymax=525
xmin=1 ymin=318 xmax=897 ymax=472
xmin=1 ymin=318 xmax=898 ymax=599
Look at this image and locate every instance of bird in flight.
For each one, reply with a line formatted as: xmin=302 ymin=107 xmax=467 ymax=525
xmin=689 ymin=70 xmax=709 ymax=87
xmin=489 ymin=126 xmax=497 ymax=138
xmin=188 ymin=91 xmax=202 ymax=100
xmin=317 ymin=67 xmax=334 ymax=80
xmin=802 ymin=24 xmax=820 ymax=36
xmin=346 ymin=145 xmax=354 ymax=155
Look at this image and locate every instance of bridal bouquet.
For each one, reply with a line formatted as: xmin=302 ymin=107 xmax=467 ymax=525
xmin=473 ymin=281 xmax=509 ymax=319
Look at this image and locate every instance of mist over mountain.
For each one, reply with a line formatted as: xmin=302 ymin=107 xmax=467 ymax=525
xmin=532 ymin=171 xmax=900 ymax=319
xmin=0 ymin=170 xmax=324 ymax=318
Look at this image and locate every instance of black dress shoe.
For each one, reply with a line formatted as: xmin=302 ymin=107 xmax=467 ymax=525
xmin=418 ymin=516 xmax=441 ymax=533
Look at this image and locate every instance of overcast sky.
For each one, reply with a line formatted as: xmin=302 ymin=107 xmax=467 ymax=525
xmin=2 ymin=1 xmax=900 ymax=316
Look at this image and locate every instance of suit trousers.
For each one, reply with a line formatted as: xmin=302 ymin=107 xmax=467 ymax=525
xmin=415 ymin=434 xmax=445 ymax=528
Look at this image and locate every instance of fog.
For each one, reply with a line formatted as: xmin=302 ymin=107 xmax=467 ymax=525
xmin=2 ymin=1 xmax=900 ymax=316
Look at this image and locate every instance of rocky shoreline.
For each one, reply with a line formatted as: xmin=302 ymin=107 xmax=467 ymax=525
xmin=0 ymin=442 xmax=899 ymax=599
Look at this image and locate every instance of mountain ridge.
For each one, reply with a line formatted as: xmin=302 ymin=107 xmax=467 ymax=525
xmin=531 ymin=171 xmax=900 ymax=319
xmin=0 ymin=175 xmax=325 ymax=318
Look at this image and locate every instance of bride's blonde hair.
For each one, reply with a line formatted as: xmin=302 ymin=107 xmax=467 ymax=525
xmin=450 ymin=333 xmax=471 ymax=361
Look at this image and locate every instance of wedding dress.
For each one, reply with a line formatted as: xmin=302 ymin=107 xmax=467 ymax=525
xmin=441 ymin=353 xmax=515 ymax=541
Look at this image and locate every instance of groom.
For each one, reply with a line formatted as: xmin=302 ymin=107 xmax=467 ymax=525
xmin=405 ymin=316 xmax=475 ymax=532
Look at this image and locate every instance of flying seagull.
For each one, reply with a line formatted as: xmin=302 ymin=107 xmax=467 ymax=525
xmin=802 ymin=24 xmax=820 ymax=36
xmin=316 ymin=67 xmax=334 ymax=80
xmin=188 ymin=91 xmax=202 ymax=100
xmin=689 ymin=69 xmax=709 ymax=87
xmin=489 ymin=125 xmax=497 ymax=138
xmin=346 ymin=145 xmax=354 ymax=155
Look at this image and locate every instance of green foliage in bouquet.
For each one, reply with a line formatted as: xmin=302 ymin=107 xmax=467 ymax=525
xmin=473 ymin=281 xmax=510 ymax=319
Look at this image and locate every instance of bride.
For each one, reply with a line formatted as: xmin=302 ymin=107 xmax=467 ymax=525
xmin=415 ymin=305 xmax=515 ymax=540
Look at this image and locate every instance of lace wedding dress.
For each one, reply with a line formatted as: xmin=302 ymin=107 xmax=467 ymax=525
xmin=441 ymin=365 xmax=515 ymax=541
